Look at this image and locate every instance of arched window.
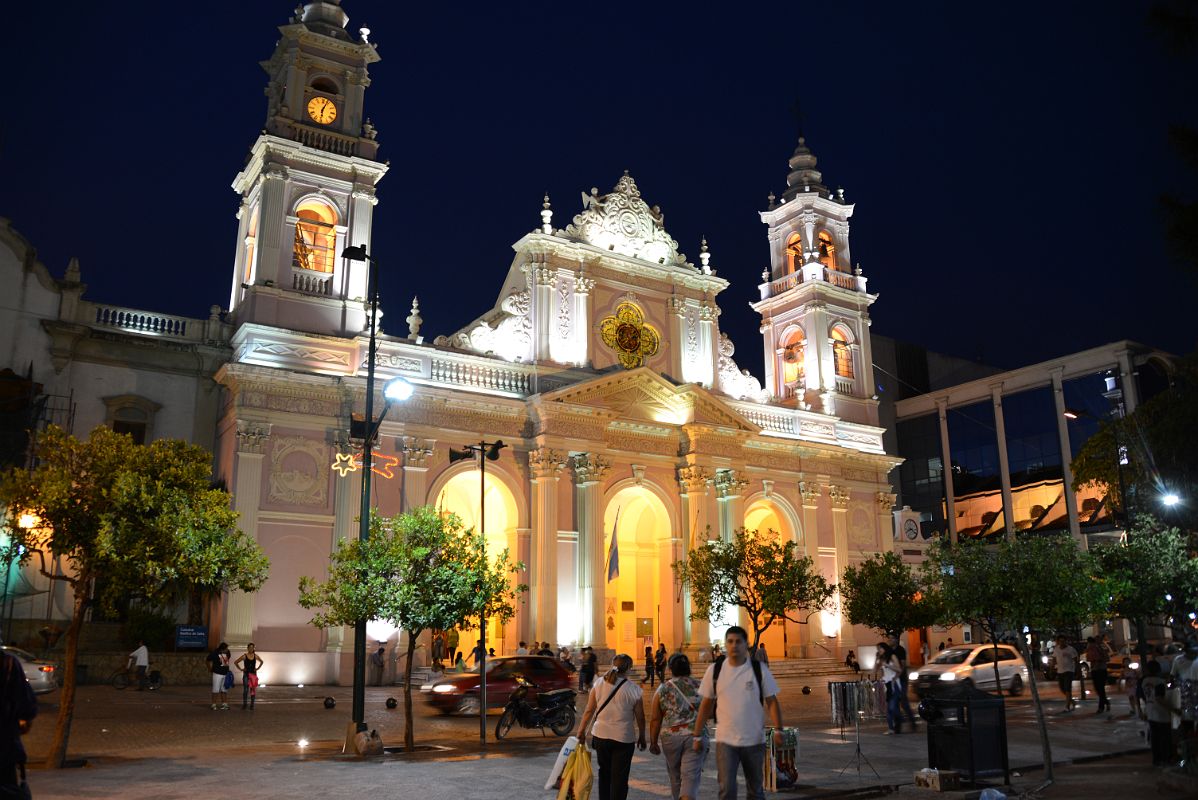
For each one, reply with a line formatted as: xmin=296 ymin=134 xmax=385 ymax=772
xmin=310 ymin=77 xmax=339 ymax=95
xmin=818 ymin=231 xmax=837 ymax=270
xmin=831 ymin=327 xmax=854 ymax=379
xmin=780 ymin=329 xmax=805 ymax=386
xmin=785 ymin=233 xmax=803 ymax=274
xmin=293 ymin=199 xmax=338 ymax=274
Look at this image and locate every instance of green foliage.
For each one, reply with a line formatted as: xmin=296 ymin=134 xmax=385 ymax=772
xmin=1092 ymin=515 xmax=1198 ymax=628
xmin=122 ymin=605 xmax=177 ymax=650
xmin=672 ymin=527 xmax=834 ymax=649
xmin=840 ymin=551 xmax=938 ymax=638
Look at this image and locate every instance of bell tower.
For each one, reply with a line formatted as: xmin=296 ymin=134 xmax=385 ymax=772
xmin=227 ymin=1 xmax=387 ymax=339
xmin=750 ymin=135 xmax=879 ymax=425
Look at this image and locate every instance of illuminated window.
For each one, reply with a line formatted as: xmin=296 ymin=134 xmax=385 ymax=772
xmin=243 ymin=205 xmax=260 ymax=283
xmin=785 ymin=233 xmax=803 ymax=274
xmin=780 ymin=330 xmax=805 ymax=385
xmin=832 ymin=327 xmax=854 ymax=378
xmin=818 ymin=231 xmax=837 ymax=270
xmin=293 ymin=200 xmax=338 ymax=274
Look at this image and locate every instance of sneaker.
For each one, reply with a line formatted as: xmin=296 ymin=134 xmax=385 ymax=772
xmin=211 ymin=704 xmax=218 ymax=710
xmin=220 ymin=703 xmax=230 ymax=710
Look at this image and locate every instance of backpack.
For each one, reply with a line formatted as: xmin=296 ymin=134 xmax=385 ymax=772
xmin=710 ymin=655 xmax=764 ymax=722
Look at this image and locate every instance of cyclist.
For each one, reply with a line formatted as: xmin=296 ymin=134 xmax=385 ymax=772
xmin=128 ymin=640 xmax=150 ymax=691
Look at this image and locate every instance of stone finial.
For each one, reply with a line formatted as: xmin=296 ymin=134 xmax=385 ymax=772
xmin=540 ymin=192 xmax=553 ymax=234
xmin=836 ymin=187 xmax=846 ymax=203
xmin=362 ymin=118 xmax=377 ymax=140
xmin=699 ymin=236 xmax=711 ymax=275
xmin=761 ymin=268 xmax=770 ymax=283
xmin=64 ymin=257 xmax=81 ymax=283
xmin=767 ymin=191 xmax=776 ymax=210
xmin=406 ymin=297 xmax=422 ymax=340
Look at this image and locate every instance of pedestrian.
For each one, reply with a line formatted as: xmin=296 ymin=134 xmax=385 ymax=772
xmin=1143 ymin=660 xmax=1179 ymax=767
xmin=0 ymin=647 xmax=36 ymax=798
xmin=1169 ymin=640 xmax=1198 ymax=736
xmin=446 ymin=628 xmax=460 ymax=665
xmin=472 ymin=639 xmax=487 ymax=666
xmin=754 ymin=643 xmax=769 ymax=666
xmin=649 ymin=653 xmax=708 ymax=800
xmin=538 ymin=642 xmax=554 ymax=657
xmin=575 ymin=653 xmax=646 ymax=800
xmin=370 ymin=645 xmax=387 ymax=686
xmin=710 ymin=643 xmax=721 ymax=660
xmin=431 ymin=632 xmax=445 ymax=667
xmin=453 ymin=652 xmax=466 ymax=672
xmin=920 ymin=639 xmax=931 ymax=665
xmin=579 ymin=646 xmax=597 ymax=692
xmin=655 ymin=643 xmax=668 ymax=682
xmin=207 ymin=641 xmax=232 ymax=710
xmin=889 ymin=634 xmax=917 ymax=728
xmin=516 ymin=640 xmax=529 ymax=655
xmin=844 ymin=651 xmax=860 ymax=673
xmin=235 ymin=643 xmax=264 ymax=710
xmin=876 ymin=642 xmax=905 ymax=734
xmin=1054 ymin=635 xmax=1078 ymax=712
xmin=1085 ymin=636 xmax=1110 ymax=714
xmin=692 ymin=626 xmax=784 ymax=800
xmin=129 ymin=639 xmax=150 ymax=690
xmin=642 ymin=646 xmax=656 ymax=687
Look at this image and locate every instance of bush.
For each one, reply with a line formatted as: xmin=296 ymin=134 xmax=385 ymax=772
xmin=122 ymin=606 xmax=177 ymax=651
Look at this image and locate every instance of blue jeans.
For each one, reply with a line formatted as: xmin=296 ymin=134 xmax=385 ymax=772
xmin=715 ymin=741 xmax=765 ymax=800
xmin=886 ymin=681 xmax=904 ymax=732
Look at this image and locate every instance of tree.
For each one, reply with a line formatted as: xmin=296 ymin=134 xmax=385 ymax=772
xmin=672 ymin=527 xmax=834 ymax=651
xmin=1093 ymin=515 xmax=1198 ymax=652
xmin=0 ymin=425 xmax=269 ymax=768
xmin=840 ymin=551 xmax=939 ymax=640
xmin=298 ymin=506 xmax=525 ymax=751
xmin=923 ymin=534 xmax=1108 ymax=786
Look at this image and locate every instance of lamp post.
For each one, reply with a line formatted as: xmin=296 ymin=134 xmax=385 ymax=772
xmin=341 ymin=243 xmax=415 ymax=734
xmin=448 ymin=439 xmax=506 ymax=746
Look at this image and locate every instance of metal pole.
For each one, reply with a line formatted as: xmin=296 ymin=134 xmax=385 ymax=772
xmin=352 ymin=256 xmax=380 ymax=734
xmin=479 ymin=442 xmax=487 ymax=746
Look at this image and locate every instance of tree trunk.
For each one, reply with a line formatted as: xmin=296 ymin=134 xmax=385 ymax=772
xmin=46 ymin=578 xmax=88 ymax=768
xmin=403 ymin=634 xmax=418 ymax=752
xmin=1018 ymin=636 xmax=1054 ymax=785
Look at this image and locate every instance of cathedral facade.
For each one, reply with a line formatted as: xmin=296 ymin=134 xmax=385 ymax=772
xmin=1 ymin=1 xmax=900 ymax=685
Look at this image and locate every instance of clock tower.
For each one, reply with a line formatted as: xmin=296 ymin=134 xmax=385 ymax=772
xmin=227 ymin=1 xmax=387 ymax=340
xmin=751 ymin=135 xmax=879 ymax=426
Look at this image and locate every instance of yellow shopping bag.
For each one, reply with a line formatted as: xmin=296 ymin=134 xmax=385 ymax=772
xmin=557 ymin=743 xmax=593 ymax=800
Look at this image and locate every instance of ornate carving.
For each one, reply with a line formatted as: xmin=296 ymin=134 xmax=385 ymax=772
xmin=564 ymin=173 xmax=685 ymax=266
xmin=557 ymin=280 xmax=572 ymax=341
xmin=678 ymin=465 xmax=711 ymax=493
xmin=876 ymin=490 xmax=897 ymax=512
xmin=827 ymin=484 xmax=851 ymax=509
xmin=575 ymin=276 xmax=595 ymax=294
xmin=250 ymin=341 xmax=351 ymax=367
xmin=528 ymin=448 xmax=568 ymax=478
xmin=571 ymin=453 xmax=611 ymax=485
xmin=438 ymin=288 xmax=533 ymax=361
xmin=841 ymin=467 xmax=876 ymax=482
xmin=716 ymin=333 xmax=766 ymax=403
xmin=714 ymin=470 xmax=749 ymax=498
xmin=236 ymin=421 xmax=272 ymax=455
xmin=269 ymin=436 xmax=329 ymax=507
xmin=848 ymin=503 xmax=875 ymax=550
xmin=685 ymin=309 xmax=699 ymax=363
xmin=799 ymin=481 xmax=822 ymax=506
xmin=241 ymin=390 xmax=340 ymax=418
xmin=402 ymin=437 xmax=434 ymax=469
xmin=599 ymin=302 xmax=660 ymax=369
xmin=699 ymin=303 xmax=718 ymax=321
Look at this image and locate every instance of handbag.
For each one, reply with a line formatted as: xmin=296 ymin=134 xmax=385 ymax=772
xmin=223 ymin=671 xmax=234 ymax=691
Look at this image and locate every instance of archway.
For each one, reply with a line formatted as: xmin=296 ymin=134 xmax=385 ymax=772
xmin=603 ymin=485 xmax=677 ymax=656
xmin=435 ymin=469 xmax=520 ymax=655
xmin=743 ymin=498 xmax=800 ymax=659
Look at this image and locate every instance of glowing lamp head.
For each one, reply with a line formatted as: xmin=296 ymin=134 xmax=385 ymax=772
xmin=383 ymin=376 xmax=414 ymax=402
xmin=17 ymin=513 xmax=40 ymax=530
xmin=1163 ymin=493 xmax=1181 ymax=507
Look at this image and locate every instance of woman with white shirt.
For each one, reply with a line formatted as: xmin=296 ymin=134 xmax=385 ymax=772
xmin=876 ymin=642 xmax=905 ymax=734
xmin=575 ymin=653 xmax=647 ymax=800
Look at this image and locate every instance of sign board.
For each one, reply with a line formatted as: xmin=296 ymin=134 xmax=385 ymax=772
xmin=175 ymin=625 xmax=208 ymax=649
xmin=636 ymin=618 xmax=653 ymax=637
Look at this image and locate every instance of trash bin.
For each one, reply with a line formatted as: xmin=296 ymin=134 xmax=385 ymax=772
xmin=923 ymin=682 xmax=1009 ymax=784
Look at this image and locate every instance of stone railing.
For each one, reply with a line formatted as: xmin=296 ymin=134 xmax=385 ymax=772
xmin=728 ymin=398 xmax=886 ymax=454
xmin=292 ymin=271 xmax=332 ymax=296
xmin=835 ymin=377 xmax=855 ymax=395
xmin=429 ymin=357 xmax=532 ymax=395
xmin=290 ymin=124 xmax=359 ymax=157
xmin=82 ymin=302 xmax=230 ymax=345
xmin=759 ymin=266 xmax=867 ymax=299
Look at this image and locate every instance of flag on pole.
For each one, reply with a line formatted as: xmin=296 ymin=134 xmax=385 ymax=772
xmin=607 ymin=508 xmax=621 ymax=582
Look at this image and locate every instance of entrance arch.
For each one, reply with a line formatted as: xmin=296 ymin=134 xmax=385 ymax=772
xmin=434 ymin=468 xmax=521 ymax=654
xmin=742 ymin=496 xmax=802 ymax=659
xmin=602 ymin=484 xmax=678 ymax=655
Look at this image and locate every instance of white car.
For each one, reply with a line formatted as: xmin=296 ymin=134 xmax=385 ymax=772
xmin=2 ymin=646 xmax=60 ymax=694
xmin=911 ymin=644 xmax=1028 ymax=697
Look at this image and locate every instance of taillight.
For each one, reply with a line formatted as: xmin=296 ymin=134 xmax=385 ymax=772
xmin=39 ymin=666 xmax=54 ymax=673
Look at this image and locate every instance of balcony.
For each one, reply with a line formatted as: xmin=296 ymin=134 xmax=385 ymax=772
xmin=759 ymin=266 xmax=868 ymax=299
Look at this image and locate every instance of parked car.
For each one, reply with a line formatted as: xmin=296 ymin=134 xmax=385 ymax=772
xmin=911 ymin=644 xmax=1027 ymax=698
xmin=422 ymin=655 xmax=575 ymax=715
xmin=2 ymin=646 xmax=60 ymax=694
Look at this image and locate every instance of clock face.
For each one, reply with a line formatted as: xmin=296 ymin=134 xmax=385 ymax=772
xmin=904 ymin=520 xmax=919 ymax=541
xmin=306 ymin=96 xmax=337 ymax=125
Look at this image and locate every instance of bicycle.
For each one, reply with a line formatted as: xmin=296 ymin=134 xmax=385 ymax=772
xmin=110 ymin=665 xmax=164 ymax=690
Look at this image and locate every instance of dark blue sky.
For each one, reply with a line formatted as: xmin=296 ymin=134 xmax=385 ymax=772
xmin=2 ymin=2 xmax=1193 ymax=377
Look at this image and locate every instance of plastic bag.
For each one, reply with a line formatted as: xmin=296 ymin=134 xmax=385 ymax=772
xmin=557 ymin=744 xmax=593 ymax=800
xmin=546 ymin=735 xmax=579 ymax=790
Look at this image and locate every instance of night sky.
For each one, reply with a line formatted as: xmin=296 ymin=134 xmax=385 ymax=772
xmin=2 ymin=2 xmax=1194 ymax=379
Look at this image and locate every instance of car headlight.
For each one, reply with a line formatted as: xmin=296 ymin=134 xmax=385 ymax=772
xmin=939 ymin=672 xmax=958 ymax=681
xmin=909 ymin=671 xmax=920 ymax=681
xmin=432 ymin=684 xmax=458 ymax=693
xmin=1129 ymin=663 xmax=1140 ymax=670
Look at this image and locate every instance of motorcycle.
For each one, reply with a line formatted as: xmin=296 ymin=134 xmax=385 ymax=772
xmin=495 ymin=676 xmax=576 ymax=739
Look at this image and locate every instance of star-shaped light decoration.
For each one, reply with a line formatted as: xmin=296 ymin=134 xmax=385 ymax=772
xmin=364 ymin=453 xmax=400 ymax=480
xmin=599 ymin=301 xmax=660 ymax=369
xmin=331 ymin=452 xmax=358 ymax=477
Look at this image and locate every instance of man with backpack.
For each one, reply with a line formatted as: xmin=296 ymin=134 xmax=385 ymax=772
xmin=691 ymin=626 xmax=784 ymax=800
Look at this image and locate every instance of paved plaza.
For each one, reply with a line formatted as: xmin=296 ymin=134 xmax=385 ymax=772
xmin=19 ymin=677 xmax=1198 ymax=799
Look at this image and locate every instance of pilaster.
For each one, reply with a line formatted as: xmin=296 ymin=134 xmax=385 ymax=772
xmin=572 ymin=453 xmax=610 ymax=648
xmin=529 ymin=448 xmax=567 ymax=643
xmin=714 ymin=469 xmax=749 ymax=540
xmin=827 ymin=483 xmax=853 ymax=648
xmin=876 ymin=490 xmax=897 ymax=554
xmin=679 ymin=465 xmax=713 ymax=649
xmin=328 ymin=433 xmax=361 ymax=656
xmin=400 ymin=436 xmax=434 ymax=512
xmin=225 ymin=421 xmax=270 ymax=649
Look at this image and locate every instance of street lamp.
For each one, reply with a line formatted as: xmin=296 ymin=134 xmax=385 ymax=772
xmin=1162 ymin=493 xmax=1181 ymax=508
xmin=341 ymin=243 xmax=414 ymax=735
xmin=448 ymin=439 xmax=506 ymax=746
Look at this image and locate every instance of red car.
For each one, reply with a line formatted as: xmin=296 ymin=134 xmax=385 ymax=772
xmin=423 ymin=656 xmax=575 ymax=715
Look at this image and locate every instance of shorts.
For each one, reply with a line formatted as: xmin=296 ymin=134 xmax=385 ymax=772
xmin=212 ymin=672 xmax=228 ymax=693
xmin=1058 ymin=671 xmax=1075 ymax=696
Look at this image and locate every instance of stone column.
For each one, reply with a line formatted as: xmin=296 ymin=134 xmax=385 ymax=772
xmin=991 ymin=385 xmax=1015 ymax=540
xmin=1051 ymin=368 xmax=1084 ymax=544
xmin=529 ymin=448 xmax=567 ymax=645
xmin=715 ymin=470 xmax=749 ymax=541
xmin=572 ymin=454 xmax=610 ymax=649
xmin=827 ymin=484 xmax=853 ymax=649
xmin=225 ymin=422 xmax=270 ymax=649
xmin=258 ymin=166 xmax=289 ymax=288
xmin=400 ymin=437 xmax=434 ymax=513
xmin=876 ymin=490 xmax=898 ymax=553
xmin=678 ymin=466 xmax=713 ymax=651
xmin=526 ymin=263 xmax=556 ymax=362
xmin=668 ymin=295 xmax=688 ymax=382
xmin=574 ymin=275 xmax=595 ymax=367
xmin=797 ymin=481 xmax=821 ymax=657
xmin=936 ymin=398 xmax=958 ymax=543
xmin=328 ymin=435 xmax=362 ymax=661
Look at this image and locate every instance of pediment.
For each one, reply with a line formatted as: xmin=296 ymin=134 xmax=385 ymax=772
xmin=537 ymin=368 xmax=760 ymax=433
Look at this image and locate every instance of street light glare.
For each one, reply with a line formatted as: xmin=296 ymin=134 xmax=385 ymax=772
xmin=384 ymin=376 xmax=414 ymax=402
xmin=1162 ymin=493 xmax=1180 ymax=507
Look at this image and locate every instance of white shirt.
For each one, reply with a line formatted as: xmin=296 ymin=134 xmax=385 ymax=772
xmin=130 ymin=645 xmax=149 ymax=668
xmin=698 ymin=658 xmax=780 ymax=747
xmin=1055 ymin=645 xmax=1078 ymax=673
xmin=515 ymin=647 xmax=528 ymax=655
xmin=590 ymin=676 xmax=643 ymax=743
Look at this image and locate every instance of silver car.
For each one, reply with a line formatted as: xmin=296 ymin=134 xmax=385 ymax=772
xmin=911 ymin=644 xmax=1028 ymax=697
xmin=3 ymin=646 xmax=60 ymax=694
